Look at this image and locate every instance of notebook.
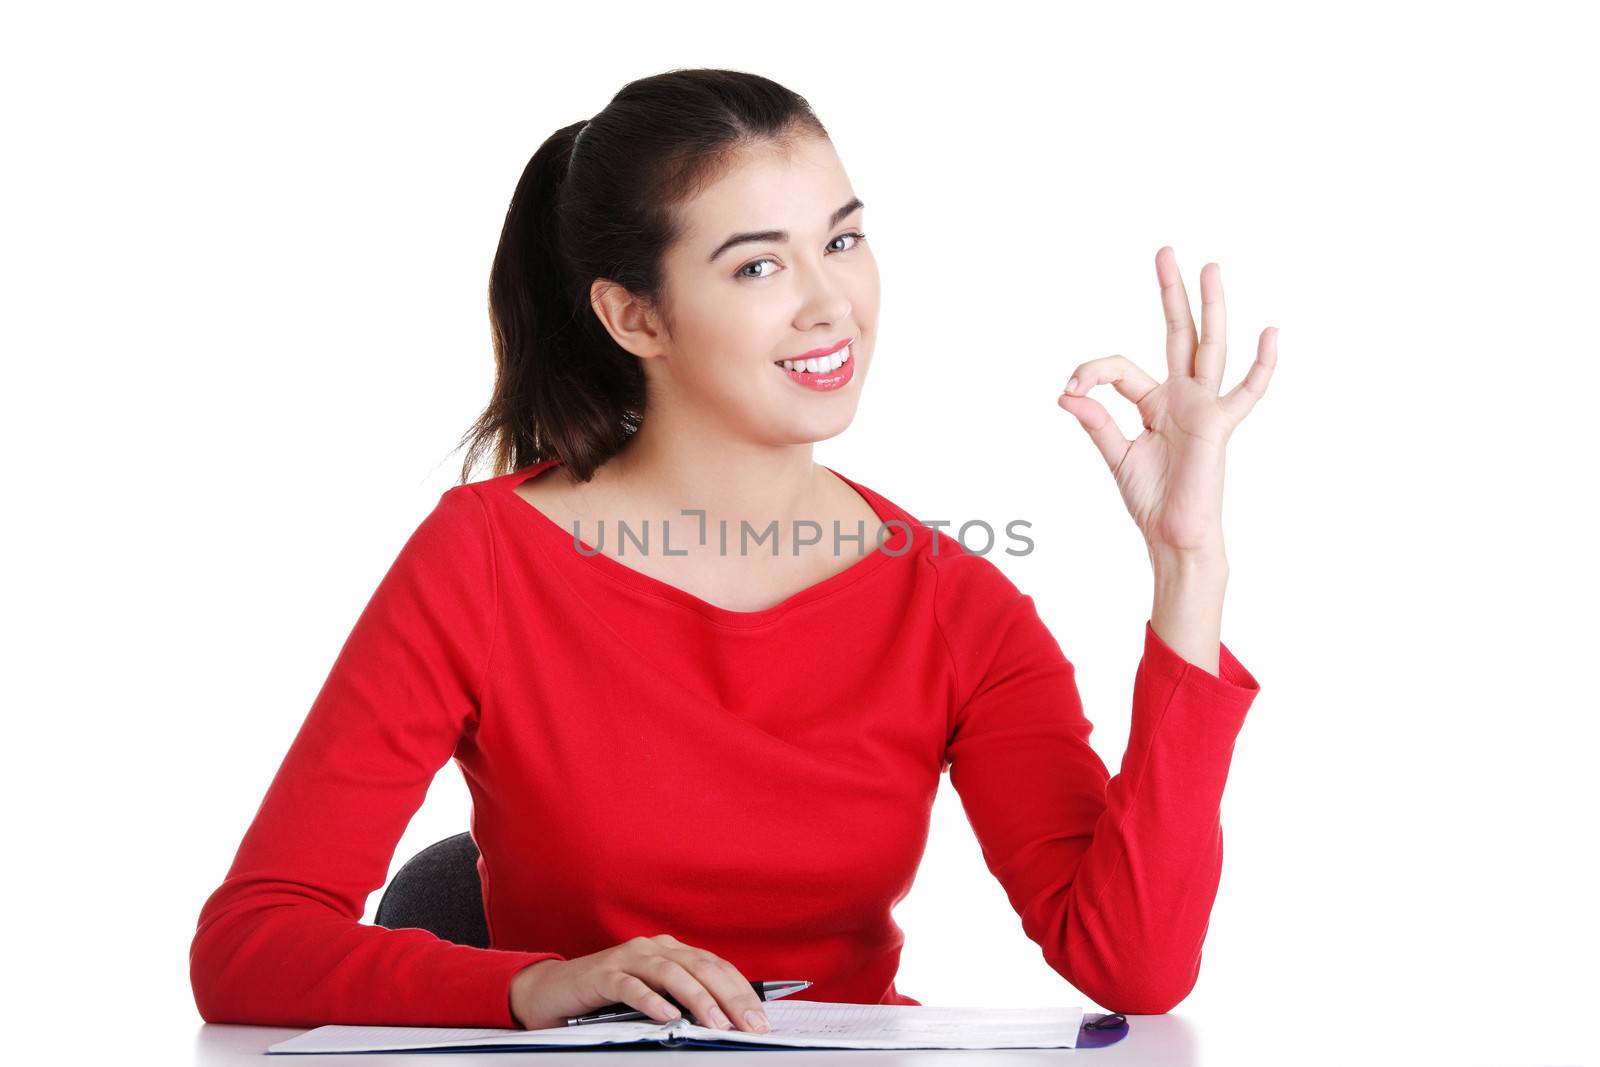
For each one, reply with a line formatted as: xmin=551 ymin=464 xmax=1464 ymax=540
xmin=266 ymin=999 xmax=1122 ymax=1053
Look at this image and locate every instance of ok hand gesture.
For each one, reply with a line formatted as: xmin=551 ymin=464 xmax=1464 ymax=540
xmin=1057 ymin=247 xmax=1277 ymax=561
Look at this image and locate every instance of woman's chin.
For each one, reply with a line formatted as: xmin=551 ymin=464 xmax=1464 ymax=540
xmin=771 ymin=409 xmax=859 ymax=445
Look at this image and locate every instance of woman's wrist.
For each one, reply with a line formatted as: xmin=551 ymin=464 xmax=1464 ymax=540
xmin=1148 ymin=541 xmax=1229 ymax=676
xmin=1148 ymin=538 xmax=1229 ymax=583
xmin=510 ymin=959 xmax=563 ymax=1030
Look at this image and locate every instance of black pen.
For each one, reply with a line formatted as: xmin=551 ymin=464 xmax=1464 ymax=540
xmin=564 ymin=979 xmax=811 ymax=1026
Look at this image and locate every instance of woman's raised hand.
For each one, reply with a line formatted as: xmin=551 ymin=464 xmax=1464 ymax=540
xmin=509 ymin=934 xmax=771 ymax=1034
xmin=1057 ymin=246 xmax=1277 ymax=561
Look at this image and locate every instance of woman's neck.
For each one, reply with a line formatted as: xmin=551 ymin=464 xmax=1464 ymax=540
xmin=586 ymin=428 xmax=830 ymax=536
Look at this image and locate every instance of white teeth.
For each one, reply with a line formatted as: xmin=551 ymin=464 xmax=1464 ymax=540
xmin=779 ymin=343 xmax=851 ymax=374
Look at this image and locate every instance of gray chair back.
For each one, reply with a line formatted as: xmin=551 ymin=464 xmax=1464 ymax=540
xmin=374 ymin=831 xmax=489 ymax=949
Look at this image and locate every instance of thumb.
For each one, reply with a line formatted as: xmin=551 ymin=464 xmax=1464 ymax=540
xmin=1056 ymin=390 xmax=1106 ymax=424
xmin=1057 ymin=391 xmax=1131 ymax=474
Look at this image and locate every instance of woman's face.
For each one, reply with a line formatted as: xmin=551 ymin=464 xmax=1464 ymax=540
xmin=631 ymin=135 xmax=880 ymax=447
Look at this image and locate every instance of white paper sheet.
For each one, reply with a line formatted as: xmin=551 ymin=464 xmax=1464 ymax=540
xmin=266 ymin=999 xmax=1086 ymax=1053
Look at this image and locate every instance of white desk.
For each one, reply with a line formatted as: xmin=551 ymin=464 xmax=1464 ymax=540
xmin=188 ymin=1013 xmax=1597 ymax=1066
xmin=191 ymin=1016 xmax=1195 ymax=1065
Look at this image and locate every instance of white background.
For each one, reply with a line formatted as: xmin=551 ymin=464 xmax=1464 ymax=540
xmin=4 ymin=3 xmax=1595 ymax=1065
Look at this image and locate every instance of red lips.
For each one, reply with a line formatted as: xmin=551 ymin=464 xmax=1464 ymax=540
xmin=782 ymin=337 xmax=853 ymax=363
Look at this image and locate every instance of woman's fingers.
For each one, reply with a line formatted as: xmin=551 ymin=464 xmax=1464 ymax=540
xmin=1058 ymin=354 xmax=1160 ymax=474
xmin=614 ymin=970 xmax=684 ymax=1023
xmin=1219 ymin=327 xmax=1278 ymax=426
xmin=676 ymin=951 xmax=769 ymax=1033
xmin=1156 ymin=246 xmax=1198 ymax=378
xmin=1194 ymin=262 xmax=1227 ymax=389
xmin=1060 ymin=354 xmax=1161 ymax=415
xmin=650 ymin=956 xmax=733 ymax=1029
xmin=702 ymin=956 xmax=770 ymax=1033
xmin=645 ymin=938 xmax=769 ymax=1033
xmin=1058 ymin=390 xmax=1133 ymax=477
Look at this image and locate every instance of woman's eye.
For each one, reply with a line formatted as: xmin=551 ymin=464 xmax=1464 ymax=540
xmin=829 ymin=231 xmax=865 ymax=254
xmin=738 ymin=231 xmax=867 ymax=280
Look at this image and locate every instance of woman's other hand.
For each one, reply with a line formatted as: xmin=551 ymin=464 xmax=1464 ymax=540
xmin=508 ymin=934 xmax=771 ymax=1034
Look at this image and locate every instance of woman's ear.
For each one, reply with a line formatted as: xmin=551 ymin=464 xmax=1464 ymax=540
xmin=589 ymin=276 xmax=668 ymax=363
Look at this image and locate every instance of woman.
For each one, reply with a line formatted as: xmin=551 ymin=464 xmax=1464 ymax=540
xmin=190 ymin=68 xmax=1275 ymax=1034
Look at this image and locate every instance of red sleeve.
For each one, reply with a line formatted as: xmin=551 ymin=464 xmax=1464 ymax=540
xmin=934 ymin=550 xmax=1259 ymax=1015
xmin=189 ymin=485 xmax=564 ymax=1029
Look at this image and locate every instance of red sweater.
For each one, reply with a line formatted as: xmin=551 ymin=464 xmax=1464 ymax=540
xmin=190 ymin=457 xmax=1259 ymax=1029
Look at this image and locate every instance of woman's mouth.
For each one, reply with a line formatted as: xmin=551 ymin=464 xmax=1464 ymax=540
xmin=774 ymin=343 xmax=854 ymax=392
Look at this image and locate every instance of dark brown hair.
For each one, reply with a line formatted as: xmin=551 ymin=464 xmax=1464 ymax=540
xmin=455 ymin=68 xmax=830 ymax=485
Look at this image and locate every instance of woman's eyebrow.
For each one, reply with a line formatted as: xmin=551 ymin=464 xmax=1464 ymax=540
xmin=708 ymin=197 xmax=865 ymax=263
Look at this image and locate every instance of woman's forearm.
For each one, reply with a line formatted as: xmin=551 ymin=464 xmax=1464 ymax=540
xmin=1149 ymin=543 xmax=1229 ymax=676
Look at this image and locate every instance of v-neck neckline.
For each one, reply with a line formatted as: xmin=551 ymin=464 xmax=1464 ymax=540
xmin=497 ymin=457 xmax=912 ymax=629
